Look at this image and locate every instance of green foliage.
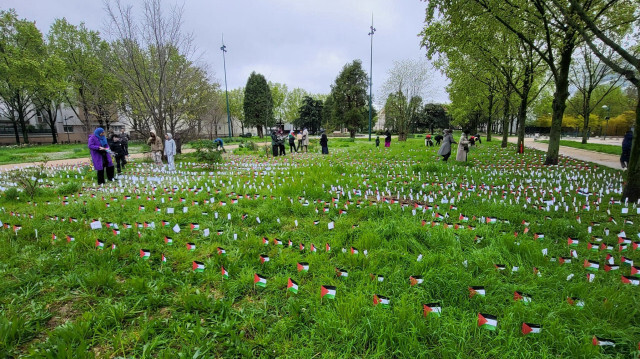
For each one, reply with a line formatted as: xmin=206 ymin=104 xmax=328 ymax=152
xmin=329 ymin=60 xmax=369 ymax=137
xmin=56 ymin=182 xmax=81 ymax=196
xmin=295 ymin=96 xmax=323 ymax=133
xmin=191 ymin=140 xmax=223 ymax=164
xmin=2 ymin=187 xmax=20 ymax=201
xmin=244 ymin=72 xmax=273 ymax=136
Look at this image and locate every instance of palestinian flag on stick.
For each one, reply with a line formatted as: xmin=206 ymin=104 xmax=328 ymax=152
xmin=254 ymin=273 xmax=267 ymax=287
xmin=592 ymin=336 xmax=615 ymax=347
xmin=478 ymin=313 xmax=497 ymax=331
xmin=373 ymin=294 xmax=390 ymax=308
xmin=190 ymin=223 xmax=200 ymax=231
xmin=217 ymin=247 xmax=226 ymax=256
xmin=51 ymin=233 xmax=57 ymax=241
xmin=370 ymin=274 xmax=384 ymax=282
xmin=568 ymin=237 xmax=579 ymax=248
xmin=336 ymin=268 xmax=348 ymax=278
xmin=260 ymin=254 xmax=270 ymax=264
xmin=534 ymin=233 xmax=544 ymax=240
xmin=631 ymin=265 xmax=640 ymax=277
xmin=567 ymin=297 xmax=585 ymax=308
xmin=584 ymin=260 xmax=599 ymax=272
xmin=287 ymin=278 xmax=299 ymax=294
xmin=621 ymin=275 xmax=640 ymax=285
xmin=469 ymin=286 xmax=485 ymax=298
xmin=320 ymin=285 xmax=336 ymax=299
xmin=161 ymin=253 xmax=166 ymax=262
xmin=409 ymin=276 xmax=423 ymax=286
xmin=164 ymin=236 xmax=173 ymax=245
xmin=221 ymin=266 xmax=229 ymax=279
xmin=192 ymin=261 xmax=205 ymax=272
xmin=140 ymin=249 xmax=151 ymax=260
xmin=621 ymin=256 xmax=634 ymax=266
xmin=604 ymin=264 xmax=619 ymax=272
xmin=521 ymin=323 xmax=541 ymax=335
xmin=186 ymin=243 xmax=196 ymax=251
xmin=514 ymin=291 xmax=532 ymax=304
xmin=423 ymin=303 xmax=441 ymax=317
xmin=96 ymin=240 xmax=105 ymax=250
xmin=587 ymin=273 xmax=596 ymax=282
xmin=350 ymin=247 xmax=359 ymax=255
xmin=297 ymin=262 xmax=309 ymax=272
xmin=66 ymin=235 xmax=75 ymax=242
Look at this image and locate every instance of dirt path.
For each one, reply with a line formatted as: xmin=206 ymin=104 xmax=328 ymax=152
xmin=507 ymin=137 xmax=622 ymax=169
xmin=0 ymin=142 xmax=271 ymax=171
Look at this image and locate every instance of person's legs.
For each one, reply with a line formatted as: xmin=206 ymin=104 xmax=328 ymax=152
xmin=115 ymin=156 xmax=122 ymax=174
xmin=443 ymin=153 xmax=450 ymax=162
xmin=298 ymin=140 xmax=302 ymax=151
xmin=272 ymin=146 xmax=278 ymax=157
xmin=168 ymin=155 xmax=175 ymax=170
xmin=97 ymin=169 xmax=105 ymax=185
xmin=106 ymin=166 xmax=115 ymax=181
xmin=322 ymin=146 xmax=328 ymax=154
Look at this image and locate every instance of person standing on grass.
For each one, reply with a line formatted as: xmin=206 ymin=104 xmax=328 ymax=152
xmin=621 ymin=130 xmax=633 ymax=169
xmin=320 ymin=132 xmax=329 ymax=154
xmin=385 ymin=130 xmax=391 ymax=148
xmin=277 ymin=128 xmax=286 ymax=156
xmin=147 ymin=132 xmax=163 ymax=167
xmin=437 ymin=129 xmax=456 ymax=162
xmin=297 ymin=131 xmax=303 ymax=152
xmin=375 ymin=135 xmax=380 ymax=147
xmin=288 ymin=131 xmax=297 ymax=153
xmin=302 ymin=127 xmax=309 ymax=153
xmin=108 ymin=134 xmax=127 ymax=176
xmin=271 ymin=130 xmax=279 ymax=157
xmin=119 ymin=129 xmax=129 ymax=157
xmin=456 ymin=132 xmax=470 ymax=162
xmin=165 ymin=133 xmax=176 ymax=171
xmin=88 ymin=127 xmax=115 ymax=185
xmin=214 ymin=138 xmax=226 ymax=153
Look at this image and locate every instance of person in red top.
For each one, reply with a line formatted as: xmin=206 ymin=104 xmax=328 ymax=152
xmin=425 ymin=134 xmax=434 ymax=147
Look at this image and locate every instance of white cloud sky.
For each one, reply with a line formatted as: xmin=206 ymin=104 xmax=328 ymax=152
xmin=5 ymin=0 xmax=450 ymax=103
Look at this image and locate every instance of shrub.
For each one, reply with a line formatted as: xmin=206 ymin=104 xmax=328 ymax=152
xmin=3 ymin=187 xmax=20 ymax=201
xmin=190 ymin=140 xmax=223 ymax=164
xmin=57 ymin=182 xmax=81 ymax=195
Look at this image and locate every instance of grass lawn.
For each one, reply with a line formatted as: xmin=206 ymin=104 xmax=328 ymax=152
xmin=0 ymin=143 xmax=145 ymax=165
xmin=537 ymin=139 xmax=622 ymax=156
xmin=0 ymin=138 xmax=637 ymax=358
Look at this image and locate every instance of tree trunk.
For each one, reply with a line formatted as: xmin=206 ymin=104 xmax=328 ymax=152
xmin=581 ymin=92 xmax=591 ymax=144
xmin=350 ymin=128 xmax=356 ymax=138
xmin=622 ymin=95 xmax=640 ymax=202
xmin=487 ymin=92 xmax=494 ymax=141
xmin=257 ymin=125 xmax=263 ymax=138
xmin=501 ymin=85 xmax=511 ymax=148
xmin=11 ymin=117 xmax=20 ymax=145
xmin=17 ymin=106 xmax=29 ymax=144
xmin=50 ymin=124 xmax=58 ymax=144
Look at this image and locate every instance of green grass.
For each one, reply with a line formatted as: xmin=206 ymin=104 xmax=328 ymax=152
xmin=537 ymin=140 xmax=622 ymax=155
xmin=0 ymin=138 xmax=637 ymax=358
xmin=0 ymin=142 xmax=145 ymax=165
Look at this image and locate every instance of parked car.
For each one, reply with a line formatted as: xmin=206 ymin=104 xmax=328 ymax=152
xmin=239 ymin=133 xmax=252 ymax=138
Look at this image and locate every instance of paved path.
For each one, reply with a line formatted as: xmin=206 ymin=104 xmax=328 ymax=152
xmin=0 ymin=142 xmax=271 ymax=171
xmin=508 ymin=137 xmax=622 ymax=169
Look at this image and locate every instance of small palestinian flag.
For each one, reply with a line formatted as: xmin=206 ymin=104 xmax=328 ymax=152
xmin=186 ymin=243 xmax=196 ymax=251
xmin=584 ymin=260 xmax=599 ymax=272
xmin=254 ymin=273 xmax=267 ymax=287
xmin=630 ymin=266 xmax=640 ymax=277
xmin=192 ymin=261 xmax=205 ymax=272
xmin=297 ymin=262 xmax=309 ymax=273
xmin=161 ymin=220 xmax=170 ymax=227
xmin=559 ymin=257 xmax=571 ymax=265
xmin=320 ymin=285 xmax=336 ymax=299
xmin=587 ymin=243 xmax=599 ymax=252
xmin=112 ymin=229 xmax=120 ymax=235
xmin=161 ymin=253 xmax=166 ymax=262
xmin=604 ymin=264 xmax=619 ymax=272
xmin=409 ymin=276 xmax=423 ymax=286
xmin=621 ymin=275 xmax=640 ymax=285
xmin=287 ymin=278 xmax=299 ymax=294
xmin=273 ymin=238 xmax=283 ymax=246
xmin=336 ymin=268 xmax=348 ymax=278
xmin=521 ymin=323 xmax=541 ymax=335
xmin=96 ymin=240 xmax=105 ymax=250
xmin=217 ymin=247 xmax=226 ymax=256
xmin=299 ymin=243 xmax=305 ymax=251
xmin=586 ymin=273 xmax=596 ymax=282
xmin=486 ymin=217 xmax=497 ymax=224
xmin=567 ymin=297 xmax=585 ymax=308
xmin=494 ymin=264 xmax=506 ymax=271
xmin=568 ymin=237 xmax=579 ymax=248
xmin=164 ymin=236 xmax=173 ymax=245
xmin=66 ymin=235 xmax=75 ymax=242
xmin=138 ymin=205 xmax=145 ymax=211
xmin=350 ymin=247 xmax=359 ymax=255
xmin=262 ymin=237 xmax=269 ymax=246
xmin=514 ymin=291 xmax=532 ymax=304
xmin=155 ymin=207 xmax=161 ymax=212
xmin=313 ymin=220 xmax=320 ymax=225
xmin=325 ymin=243 xmax=331 ymax=252
xmin=371 ymin=274 xmax=384 ymax=282
xmin=288 ymin=240 xmax=293 ymax=248
xmin=221 ymin=266 xmax=229 ymax=279
xmin=600 ymin=243 xmax=614 ymax=252
xmin=260 ymin=254 xmax=270 ymax=264
xmin=310 ymin=244 xmax=317 ymax=253
xmin=190 ymin=223 xmax=200 ymax=231
xmin=621 ymin=256 xmax=634 ymax=266
xmin=373 ymin=294 xmax=390 ymax=308
xmin=478 ymin=313 xmax=497 ymax=331
xmin=140 ymin=249 xmax=150 ymax=259
xmin=51 ymin=233 xmax=57 ymax=241
xmin=534 ymin=233 xmax=545 ymax=240
xmin=111 ymin=244 xmax=117 ymax=251
xmin=592 ymin=336 xmax=615 ymax=347
xmin=633 ymin=242 xmax=640 ymax=251
xmin=459 ymin=214 xmax=469 ymax=222
xmin=469 ymin=286 xmax=486 ymax=298
xmin=217 ymin=229 xmax=224 ymax=235
xmin=423 ymin=303 xmax=442 ymax=317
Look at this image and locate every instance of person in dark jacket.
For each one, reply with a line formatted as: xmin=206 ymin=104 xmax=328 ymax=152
xmin=288 ymin=131 xmax=297 ymax=153
xmin=621 ymin=130 xmax=633 ymax=168
xmin=434 ymin=134 xmax=443 ymax=145
xmin=475 ymin=133 xmax=482 ymax=144
xmin=108 ymin=134 xmax=127 ymax=175
xmin=271 ymin=130 xmax=279 ymax=157
xmin=119 ymin=129 xmax=129 ymax=156
xmin=88 ymin=128 xmax=114 ymax=185
xmin=320 ymin=132 xmax=329 ymax=154
xmin=375 ymin=136 xmax=380 ymax=147
xmin=384 ymin=130 xmax=391 ymax=148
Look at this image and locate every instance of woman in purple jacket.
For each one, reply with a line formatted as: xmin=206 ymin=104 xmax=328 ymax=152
xmin=88 ymin=127 xmax=115 ymax=184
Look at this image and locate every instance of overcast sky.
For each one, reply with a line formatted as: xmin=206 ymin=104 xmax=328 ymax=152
xmin=5 ymin=0 xmax=450 ymax=104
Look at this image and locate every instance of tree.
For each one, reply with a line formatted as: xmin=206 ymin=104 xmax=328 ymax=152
xmin=559 ymin=0 xmax=640 ymax=200
xmin=228 ymin=87 xmax=246 ymax=133
xmin=415 ymin=103 xmax=449 ymax=133
xmin=32 ymin=48 xmax=68 ymax=144
xmin=244 ymin=71 xmax=273 ymax=138
xmin=295 ymin=96 xmax=323 ymax=134
xmin=380 ymin=59 xmax=432 ymax=141
xmin=283 ymin=88 xmax=309 ymax=125
xmin=567 ymin=43 xmax=623 ymax=144
xmin=329 ymin=60 xmax=369 ymax=138
xmin=269 ymin=81 xmax=288 ymax=123
xmin=0 ymin=9 xmax=45 ymax=144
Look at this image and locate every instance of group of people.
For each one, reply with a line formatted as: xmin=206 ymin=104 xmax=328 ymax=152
xmin=271 ymin=128 xmax=309 ymax=156
xmin=436 ymin=130 xmax=480 ymax=162
xmin=88 ymin=128 xmax=176 ymax=185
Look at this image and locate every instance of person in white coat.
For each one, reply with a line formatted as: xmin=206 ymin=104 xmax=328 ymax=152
xmin=164 ymin=133 xmax=176 ymax=171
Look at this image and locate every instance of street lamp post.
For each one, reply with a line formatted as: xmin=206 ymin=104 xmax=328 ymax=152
xmin=368 ymin=16 xmax=376 ymax=141
xmin=63 ymin=115 xmax=74 ymax=143
xmin=602 ymin=105 xmax=610 ymax=140
xmin=221 ymin=35 xmax=233 ymax=138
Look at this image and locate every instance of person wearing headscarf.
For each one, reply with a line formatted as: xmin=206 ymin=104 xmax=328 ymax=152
xmin=271 ymin=130 xmax=279 ymax=157
xmin=320 ymin=132 xmax=329 ymax=154
xmin=621 ymin=130 xmax=633 ymax=169
xmin=437 ymin=129 xmax=456 ymax=162
xmin=288 ymin=131 xmax=297 ymax=153
xmin=164 ymin=133 xmax=176 ymax=171
xmin=302 ymin=128 xmax=309 ymax=152
xmin=147 ymin=132 xmax=163 ymax=167
xmin=384 ymin=130 xmax=392 ymax=148
xmin=456 ymin=132 xmax=470 ymax=162
xmin=88 ymin=127 xmax=115 ymax=184
xmin=107 ymin=133 xmax=126 ymax=175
